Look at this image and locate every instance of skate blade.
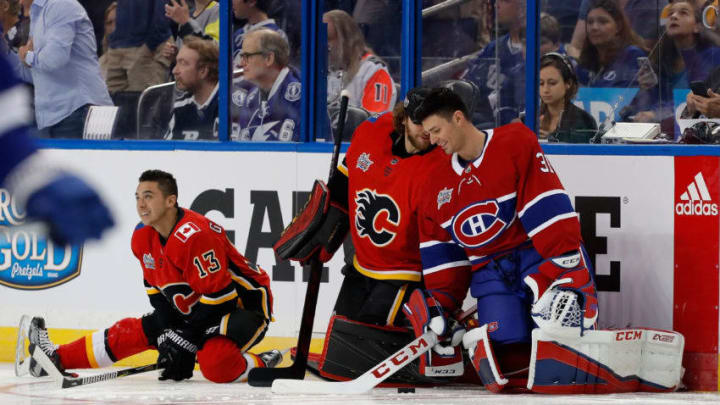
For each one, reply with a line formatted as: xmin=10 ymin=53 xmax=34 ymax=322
xmin=15 ymin=315 xmax=31 ymax=377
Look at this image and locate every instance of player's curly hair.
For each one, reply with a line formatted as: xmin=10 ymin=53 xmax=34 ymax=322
xmin=139 ymin=170 xmax=178 ymax=202
xmin=392 ymin=101 xmax=407 ymax=137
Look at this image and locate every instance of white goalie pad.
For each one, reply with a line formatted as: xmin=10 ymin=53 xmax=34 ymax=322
xmin=527 ymin=328 xmax=684 ymax=394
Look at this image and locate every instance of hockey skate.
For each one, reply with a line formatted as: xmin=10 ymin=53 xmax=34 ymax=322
xmin=258 ymin=349 xmax=283 ymax=368
xmin=26 ymin=316 xmax=75 ymax=378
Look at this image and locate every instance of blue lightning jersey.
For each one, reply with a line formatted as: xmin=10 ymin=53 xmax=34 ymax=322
xmin=576 ymin=45 xmax=647 ymax=88
xmin=231 ymin=67 xmax=301 ymax=142
xmin=0 ymin=53 xmax=36 ymax=186
xmin=463 ymin=34 xmax=526 ymax=126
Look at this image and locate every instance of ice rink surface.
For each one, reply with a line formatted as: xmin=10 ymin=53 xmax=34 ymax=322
xmin=1 ymin=363 xmax=719 ymax=405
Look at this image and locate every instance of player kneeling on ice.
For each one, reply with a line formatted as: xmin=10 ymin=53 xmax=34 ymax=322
xmin=402 ymin=87 xmax=685 ymax=394
xmin=274 ymin=82 xmax=485 ymax=384
xmin=20 ymin=170 xmax=281 ymax=383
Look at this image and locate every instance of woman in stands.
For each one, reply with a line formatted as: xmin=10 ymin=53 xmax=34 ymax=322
xmin=538 ymin=52 xmax=598 ymax=141
xmin=576 ymin=0 xmax=648 ymax=88
xmin=635 ymin=0 xmax=720 ymax=124
xmin=323 ymin=9 xmax=396 ymax=114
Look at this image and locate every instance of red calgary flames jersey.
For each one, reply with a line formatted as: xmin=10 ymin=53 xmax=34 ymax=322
xmin=339 ymin=112 xmax=442 ymax=282
xmin=131 ymin=209 xmax=273 ymax=323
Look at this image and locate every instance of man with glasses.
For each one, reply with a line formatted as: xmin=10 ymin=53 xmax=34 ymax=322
xmin=232 ymin=28 xmax=300 ymax=142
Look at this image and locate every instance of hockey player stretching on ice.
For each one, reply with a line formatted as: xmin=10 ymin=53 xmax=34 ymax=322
xmin=25 ymin=170 xmax=281 ymax=383
xmin=402 ymin=87 xmax=684 ymax=394
xmin=274 ymin=82 xmax=479 ymax=383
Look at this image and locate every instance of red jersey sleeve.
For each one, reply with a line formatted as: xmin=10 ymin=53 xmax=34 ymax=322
xmin=512 ymin=124 xmax=582 ymax=258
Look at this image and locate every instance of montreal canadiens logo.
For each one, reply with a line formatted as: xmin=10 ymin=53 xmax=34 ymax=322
xmin=450 ymin=201 xmax=507 ymax=248
xmin=355 ymin=189 xmax=400 ymax=247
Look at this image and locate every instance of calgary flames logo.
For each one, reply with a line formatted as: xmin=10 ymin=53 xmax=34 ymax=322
xmin=354 ymin=189 xmax=400 ymax=247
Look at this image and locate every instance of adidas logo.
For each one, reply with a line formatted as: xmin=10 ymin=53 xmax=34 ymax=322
xmin=675 ymin=172 xmax=718 ymax=216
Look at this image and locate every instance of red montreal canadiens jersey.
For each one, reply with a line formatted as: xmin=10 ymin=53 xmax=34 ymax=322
xmin=418 ymin=123 xmax=582 ymax=310
xmin=131 ymin=209 xmax=273 ymax=322
xmin=339 ymin=112 xmax=441 ymax=282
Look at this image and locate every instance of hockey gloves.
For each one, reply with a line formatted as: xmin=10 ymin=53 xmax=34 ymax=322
xmin=156 ymin=329 xmax=199 ymax=381
xmin=402 ymin=289 xmax=465 ymax=377
xmin=524 ymin=250 xmax=598 ymax=337
xmin=273 ymin=180 xmax=349 ymax=263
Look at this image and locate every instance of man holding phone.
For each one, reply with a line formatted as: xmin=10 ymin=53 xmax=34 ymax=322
xmin=685 ymin=67 xmax=720 ymax=118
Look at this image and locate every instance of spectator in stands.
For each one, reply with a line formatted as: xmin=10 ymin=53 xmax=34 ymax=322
xmin=323 ymin=9 xmax=396 ymax=114
xmin=538 ymin=52 xmax=597 ymax=140
xmin=98 ymin=2 xmax=115 ymax=80
xmin=14 ymin=0 xmax=112 ymax=138
xmin=162 ymin=0 xmax=219 ymax=63
xmin=462 ymin=0 xmax=526 ymax=126
xmin=105 ymin=0 xmax=172 ymax=138
xmin=540 ymin=13 xmax=567 ymax=56
xmin=164 ymin=37 xmax=218 ymax=140
xmin=232 ymin=28 xmax=300 ymax=141
xmin=684 ymin=68 xmax=720 ymax=118
xmin=1 ymin=0 xmax=28 ymax=56
xmin=575 ymin=0 xmax=648 ymax=88
xmin=232 ymin=0 xmax=287 ymax=69
xmin=352 ymin=0 xmax=401 ymax=62
xmin=568 ymin=0 xmax=667 ymax=58
xmin=635 ymin=0 xmax=720 ymax=124
xmin=78 ymin=0 xmax=113 ymax=57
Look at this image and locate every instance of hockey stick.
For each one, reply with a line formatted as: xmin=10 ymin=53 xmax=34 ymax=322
xmin=272 ymin=330 xmax=438 ymax=394
xmin=248 ymin=90 xmax=352 ymax=387
xmin=29 ymin=344 xmax=159 ymax=389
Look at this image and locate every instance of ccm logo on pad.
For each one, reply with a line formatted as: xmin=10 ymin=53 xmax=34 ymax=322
xmin=615 ymin=330 xmax=642 ymax=341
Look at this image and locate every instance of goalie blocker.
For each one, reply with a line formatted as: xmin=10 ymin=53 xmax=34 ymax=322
xmin=274 ymin=180 xmax=348 ymax=262
xmin=463 ymin=324 xmax=685 ymax=394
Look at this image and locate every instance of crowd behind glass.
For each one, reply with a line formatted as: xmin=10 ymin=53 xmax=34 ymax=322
xmin=2 ymin=0 xmax=720 ymax=144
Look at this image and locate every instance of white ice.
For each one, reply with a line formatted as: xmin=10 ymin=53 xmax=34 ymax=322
xmin=1 ymin=363 xmax=719 ymax=405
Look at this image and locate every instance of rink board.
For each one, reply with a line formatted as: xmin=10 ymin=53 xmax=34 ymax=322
xmin=0 ymin=149 xmax=718 ymax=391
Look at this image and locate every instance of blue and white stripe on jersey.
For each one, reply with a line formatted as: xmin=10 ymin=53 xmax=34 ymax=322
xmin=420 ymin=239 xmax=470 ymax=277
xmin=518 ymin=189 xmax=577 ymax=237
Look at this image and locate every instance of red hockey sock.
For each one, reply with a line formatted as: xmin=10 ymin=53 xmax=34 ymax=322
xmin=57 ymin=336 xmax=93 ymax=369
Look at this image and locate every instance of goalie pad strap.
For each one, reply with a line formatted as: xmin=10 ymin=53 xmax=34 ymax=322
xmin=528 ymin=328 xmax=685 ymax=394
xmin=462 ymin=324 xmax=509 ymax=392
xmin=273 ymin=180 xmax=329 ymax=260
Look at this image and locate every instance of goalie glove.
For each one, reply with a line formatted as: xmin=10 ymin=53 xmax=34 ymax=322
xmin=524 ymin=250 xmax=598 ymax=336
xmin=402 ymin=289 xmax=465 ymax=377
xmin=273 ymin=180 xmax=349 ymax=263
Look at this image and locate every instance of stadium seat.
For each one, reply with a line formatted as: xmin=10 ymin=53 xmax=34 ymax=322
xmin=136 ymin=82 xmax=179 ymax=139
xmin=83 ymin=105 xmax=119 ymax=140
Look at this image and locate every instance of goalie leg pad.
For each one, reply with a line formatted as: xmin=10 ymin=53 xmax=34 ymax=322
xmin=528 ymin=328 xmax=685 ymax=394
xmin=318 ymin=315 xmax=447 ymax=384
xmin=273 ymin=180 xmax=330 ymax=260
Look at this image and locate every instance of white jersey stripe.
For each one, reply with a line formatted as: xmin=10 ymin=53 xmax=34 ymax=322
xmin=423 ymin=260 xmax=471 ymax=275
xmin=527 ymin=212 xmax=578 ymax=238
xmin=688 ymin=183 xmax=700 ymax=201
xmin=518 ymin=189 xmax=567 ymax=217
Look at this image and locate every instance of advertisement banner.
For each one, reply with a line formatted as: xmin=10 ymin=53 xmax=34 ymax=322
xmin=673 ymin=156 xmax=719 ymax=391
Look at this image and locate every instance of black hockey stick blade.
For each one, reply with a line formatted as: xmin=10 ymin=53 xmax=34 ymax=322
xmin=248 ymin=256 xmax=323 ymax=386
